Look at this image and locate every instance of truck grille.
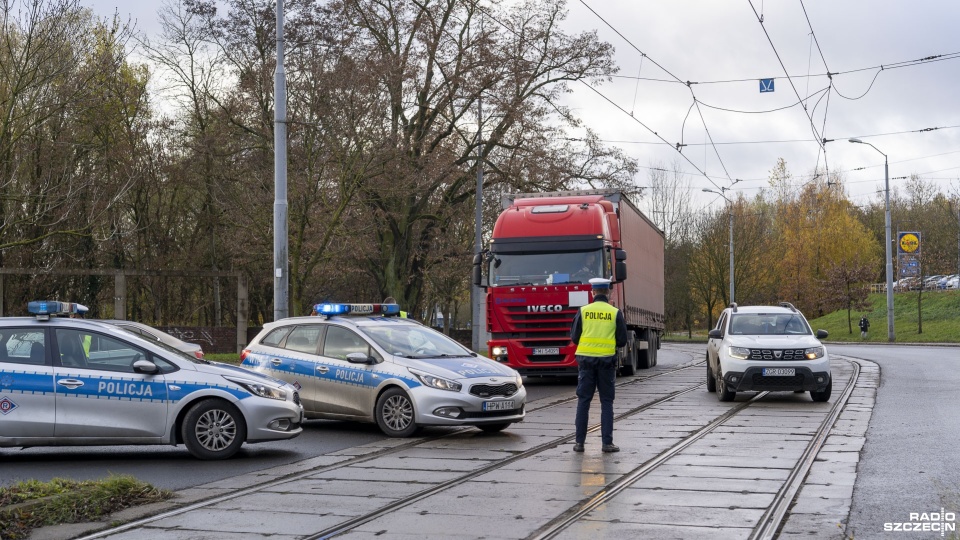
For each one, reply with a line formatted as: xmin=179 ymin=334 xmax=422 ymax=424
xmin=746 ymin=349 xmax=807 ymax=361
xmin=469 ymin=383 xmax=519 ymax=398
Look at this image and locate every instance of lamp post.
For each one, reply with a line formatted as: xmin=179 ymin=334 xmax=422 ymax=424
xmin=703 ymin=188 xmax=735 ymax=304
xmin=849 ymin=138 xmax=895 ymax=342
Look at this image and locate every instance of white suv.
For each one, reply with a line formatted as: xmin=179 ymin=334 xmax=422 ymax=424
xmin=705 ymin=303 xmax=832 ymax=402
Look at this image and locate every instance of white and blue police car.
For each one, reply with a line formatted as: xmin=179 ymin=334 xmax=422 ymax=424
xmin=0 ymin=301 xmax=303 ymax=459
xmin=241 ymin=303 xmax=526 ymax=437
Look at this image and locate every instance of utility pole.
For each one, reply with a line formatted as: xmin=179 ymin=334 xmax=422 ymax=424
xmin=471 ymin=96 xmax=483 ymax=351
xmin=273 ymin=0 xmax=289 ymax=320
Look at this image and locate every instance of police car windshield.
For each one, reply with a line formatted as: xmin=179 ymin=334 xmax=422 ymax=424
xmin=113 ymin=327 xmax=208 ymax=364
xmin=361 ymin=324 xmax=474 ymax=359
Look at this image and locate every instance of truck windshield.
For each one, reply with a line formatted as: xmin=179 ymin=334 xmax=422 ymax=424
xmin=489 ymin=251 xmax=605 ymax=286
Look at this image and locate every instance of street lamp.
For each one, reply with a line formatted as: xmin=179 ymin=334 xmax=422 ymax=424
xmin=849 ymin=138 xmax=895 ymax=342
xmin=703 ymin=188 xmax=735 ymax=304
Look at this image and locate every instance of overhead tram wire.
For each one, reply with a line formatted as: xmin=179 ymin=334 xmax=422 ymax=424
xmin=746 ymin=0 xmax=829 ymax=178
xmin=797 ymin=0 xmax=835 ymax=186
xmin=577 ymin=0 xmax=737 ymax=187
xmin=470 ymin=0 xmax=728 ymax=194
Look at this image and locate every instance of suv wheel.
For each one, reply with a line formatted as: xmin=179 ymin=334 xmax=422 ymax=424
xmin=715 ymin=367 xmax=736 ymax=402
xmin=706 ymin=356 xmax=716 ymax=392
xmin=810 ymin=377 xmax=832 ymax=402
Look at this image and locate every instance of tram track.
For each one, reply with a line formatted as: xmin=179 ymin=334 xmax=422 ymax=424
xmin=80 ymin=360 xmax=705 ymax=540
xmin=82 ymin=352 xmax=863 ymax=540
xmin=528 ymin=357 xmax=863 ymax=540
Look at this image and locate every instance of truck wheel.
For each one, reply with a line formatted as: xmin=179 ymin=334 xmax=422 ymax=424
xmin=375 ymin=387 xmax=418 ymax=437
xmin=650 ymin=335 xmax=659 ymax=367
xmin=620 ymin=331 xmax=638 ymax=376
xmin=182 ymin=399 xmax=247 ymax=460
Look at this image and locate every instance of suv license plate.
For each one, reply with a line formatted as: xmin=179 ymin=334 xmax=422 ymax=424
xmin=483 ymin=400 xmax=515 ymax=411
xmin=763 ymin=368 xmax=796 ymax=376
xmin=532 ymin=347 xmax=559 ymax=355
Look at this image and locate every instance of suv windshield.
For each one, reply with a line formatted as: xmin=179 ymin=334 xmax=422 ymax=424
xmin=361 ymin=324 xmax=474 ymax=358
xmin=728 ymin=313 xmax=810 ymax=336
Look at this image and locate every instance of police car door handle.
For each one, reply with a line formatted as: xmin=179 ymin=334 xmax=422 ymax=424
xmin=270 ymin=358 xmax=282 ymax=366
xmin=57 ymin=379 xmax=84 ymax=389
xmin=316 ymin=366 xmax=329 ymax=374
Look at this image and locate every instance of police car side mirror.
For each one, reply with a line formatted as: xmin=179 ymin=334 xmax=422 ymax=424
xmin=708 ymin=329 xmax=722 ymax=339
xmin=346 ymin=352 xmax=374 ymax=365
xmin=816 ymin=329 xmax=829 ymax=339
xmin=133 ymin=359 xmax=159 ymax=374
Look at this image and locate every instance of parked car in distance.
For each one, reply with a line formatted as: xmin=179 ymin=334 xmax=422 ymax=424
xmin=1 ymin=301 xmax=303 ymax=460
xmin=922 ymin=275 xmax=944 ymax=290
xmin=104 ymin=320 xmax=204 ymax=359
xmin=937 ymin=274 xmax=959 ymax=289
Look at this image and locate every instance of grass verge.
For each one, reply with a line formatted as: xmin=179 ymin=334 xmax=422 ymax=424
xmin=0 ymin=476 xmax=171 ymax=540
xmin=204 ymin=352 xmax=241 ymax=364
xmin=809 ymin=291 xmax=960 ymax=343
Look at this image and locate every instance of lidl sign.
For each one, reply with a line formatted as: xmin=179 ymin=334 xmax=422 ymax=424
xmin=898 ymin=232 xmax=921 ymax=254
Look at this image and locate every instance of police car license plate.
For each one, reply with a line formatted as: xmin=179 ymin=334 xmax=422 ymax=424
xmin=483 ymin=400 xmax=515 ymax=411
xmin=532 ymin=347 xmax=559 ymax=355
xmin=762 ymin=368 xmax=795 ymax=376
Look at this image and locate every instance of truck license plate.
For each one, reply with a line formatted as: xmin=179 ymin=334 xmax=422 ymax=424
xmin=532 ymin=347 xmax=559 ymax=355
xmin=762 ymin=368 xmax=795 ymax=376
xmin=483 ymin=401 xmax=515 ymax=411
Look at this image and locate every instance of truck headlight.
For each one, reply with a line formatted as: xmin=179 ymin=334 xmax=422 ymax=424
xmin=491 ymin=346 xmax=507 ymax=356
xmin=224 ymin=376 xmax=287 ymax=400
xmin=408 ymin=369 xmax=462 ymax=392
xmin=728 ymin=346 xmax=750 ymax=360
xmin=804 ymin=347 xmax=825 ymax=360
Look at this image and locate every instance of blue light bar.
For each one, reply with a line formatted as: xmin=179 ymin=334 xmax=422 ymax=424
xmin=27 ymin=301 xmax=89 ymax=317
xmin=314 ymin=303 xmax=402 ymax=318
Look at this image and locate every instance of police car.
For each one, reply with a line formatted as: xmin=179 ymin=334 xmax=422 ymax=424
xmin=241 ymin=303 xmax=526 ymax=437
xmin=706 ymin=303 xmax=832 ymax=402
xmin=0 ymin=301 xmax=303 ymax=459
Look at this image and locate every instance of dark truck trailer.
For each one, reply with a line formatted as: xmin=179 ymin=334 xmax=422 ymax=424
xmin=473 ymin=190 xmax=665 ymax=375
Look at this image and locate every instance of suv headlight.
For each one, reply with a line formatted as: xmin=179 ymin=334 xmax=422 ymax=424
xmin=224 ymin=376 xmax=287 ymax=400
xmin=409 ymin=369 xmax=462 ymax=392
xmin=728 ymin=346 xmax=750 ymax=359
xmin=804 ymin=347 xmax=825 ymax=360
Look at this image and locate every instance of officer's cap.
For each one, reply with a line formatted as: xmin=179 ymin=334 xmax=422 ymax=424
xmin=589 ymin=278 xmax=612 ymax=289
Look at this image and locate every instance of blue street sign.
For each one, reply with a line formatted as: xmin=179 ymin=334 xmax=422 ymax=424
xmin=760 ymin=79 xmax=775 ymax=93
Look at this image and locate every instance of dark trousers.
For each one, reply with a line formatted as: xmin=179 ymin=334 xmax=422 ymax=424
xmin=574 ymin=355 xmax=616 ymax=445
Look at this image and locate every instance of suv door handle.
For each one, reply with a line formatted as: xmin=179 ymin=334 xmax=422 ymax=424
xmin=316 ymin=366 xmax=329 ymax=374
xmin=57 ymin=379 xmax=84 ymax=389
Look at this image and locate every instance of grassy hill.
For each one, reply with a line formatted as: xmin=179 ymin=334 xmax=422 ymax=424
xmin=809 ymin=291 xmax=960 ymax=343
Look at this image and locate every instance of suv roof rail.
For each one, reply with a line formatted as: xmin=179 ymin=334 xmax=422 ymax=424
xmin=729 ymin=302 xmax=737 ymax=312
xmin=778 ymin=301 xmax=798 ymax=313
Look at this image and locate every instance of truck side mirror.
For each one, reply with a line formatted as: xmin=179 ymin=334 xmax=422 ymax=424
xmin=615 ymin=249 xmax=627 ymax=261
xmin=472 ymin=253 xmax=484 ymax=287
xmin=614 ymin=261 xmax=627 ymax=283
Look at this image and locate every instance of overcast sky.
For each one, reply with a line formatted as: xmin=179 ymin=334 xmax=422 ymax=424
xmin=88 ymin=0 xmax=960 ymax=210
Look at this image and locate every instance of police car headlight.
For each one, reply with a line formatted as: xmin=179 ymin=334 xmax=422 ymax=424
xmin=728 ymin=346 xmax=750 ymax=360
xmin=224 ymin=377 xmax=287 ymax=401
xmin=408 ymin=369 xmax=462 ymax=392
xmin=515 ymin=373 xmax=524 ymax=388
xmin=804 ymin=347 xmax=825 ymax=360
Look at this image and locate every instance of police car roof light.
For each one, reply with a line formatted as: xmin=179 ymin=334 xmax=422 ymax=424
xmin=27 ymin=300 xmax=89 ymax=320
xmin=315 ymin=303 xmax=401 ymax=318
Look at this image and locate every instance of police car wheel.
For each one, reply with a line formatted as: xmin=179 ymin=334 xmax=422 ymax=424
xmin=182 ymin=399 xmax=247 ymax=460
xmin=478 ymin=422 xmax=511 ymax=433
xmin=375 ymin=388 xmax=417 ymax=437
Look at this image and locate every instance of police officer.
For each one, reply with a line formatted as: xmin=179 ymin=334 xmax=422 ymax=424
xmin=570 ymin=277 xmax=628 ymax=453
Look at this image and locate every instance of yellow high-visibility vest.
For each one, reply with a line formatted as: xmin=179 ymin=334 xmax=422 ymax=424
xmin=575 ymin=301 xmax=619 ymax=357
